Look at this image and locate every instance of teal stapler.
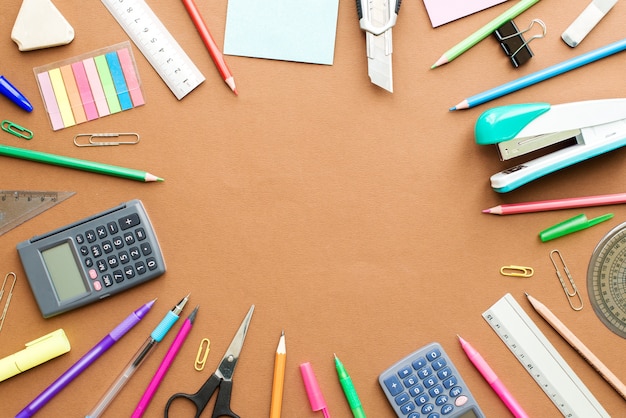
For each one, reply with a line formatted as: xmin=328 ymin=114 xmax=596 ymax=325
xmin=475 ymin=99 xmax=626 ymax=193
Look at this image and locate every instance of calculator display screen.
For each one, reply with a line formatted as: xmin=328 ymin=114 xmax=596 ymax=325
xmin=41 ymin=242 xmax=88 ymax=302
xmin=457 ymin=410 xmax=480 ymax=418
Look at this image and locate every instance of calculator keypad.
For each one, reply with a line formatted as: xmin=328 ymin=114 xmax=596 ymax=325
xmin=77 ymin=212 xmax=160 ymax=291
xmin=379 ymin=342 xmax=484 ymax=418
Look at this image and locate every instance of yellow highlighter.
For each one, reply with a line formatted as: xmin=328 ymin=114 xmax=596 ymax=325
xmin=0 ymin=329 xmax=71 ymax=382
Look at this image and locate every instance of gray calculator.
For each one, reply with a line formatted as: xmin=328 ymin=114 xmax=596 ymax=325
xmin=17 ymin=199 xmax=166 ymax=317
xmin=379 ymin=342 xmax=485 ymax=418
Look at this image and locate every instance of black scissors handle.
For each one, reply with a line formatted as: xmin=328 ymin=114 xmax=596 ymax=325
xmin=164 ymin=374 xmax=239 ymax=418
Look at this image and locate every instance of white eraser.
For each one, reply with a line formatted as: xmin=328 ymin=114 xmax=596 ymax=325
xmin=11 ymin=0 xmax=74 ymax=51
xmin=561 ymin=0 xmax=618 ymax=47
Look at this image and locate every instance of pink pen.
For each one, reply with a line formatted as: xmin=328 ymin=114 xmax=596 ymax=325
xmin=131 ymin=306 xmax=199 ymax=418
xmin=458 ymin=335 xmax=529 ymax=418
xmin=300 ymin=362 xmax=331 ymax=418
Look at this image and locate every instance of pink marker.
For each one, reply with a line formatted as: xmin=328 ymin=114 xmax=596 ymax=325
xmin=458 ymin=335 xmax=529 ymax=418
xmin=300 ymin=362 xmax=331 ymax=418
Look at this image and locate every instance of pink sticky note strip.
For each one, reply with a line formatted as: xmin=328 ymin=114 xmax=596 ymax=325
xmin=36 ymin=71 xmax=64 ymax=130
xmin=82 ymin=57 xmax=110 ymax=117
xmin=422 ymin=0 xmax=508 ymax=27
xmin=71 ymin=61 xmax=99 ymax=121
xmin=117 ymin=48 xmax=145 ymax=106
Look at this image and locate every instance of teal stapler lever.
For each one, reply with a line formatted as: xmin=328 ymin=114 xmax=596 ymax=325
xmin=475 ymin=99 xmax=626 ymax=193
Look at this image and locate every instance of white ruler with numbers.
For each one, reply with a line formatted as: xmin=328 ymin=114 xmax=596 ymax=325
xmin=101 ymin=0 xmax=205 ymax=99
xmin=482 ymin=293 xmax=609 ymax=418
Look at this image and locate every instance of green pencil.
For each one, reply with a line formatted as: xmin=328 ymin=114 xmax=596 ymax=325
xmin=0 ymin=144 xmax=163 ymax=182
xmin=432 ymin=0 xmax=541 ymax=68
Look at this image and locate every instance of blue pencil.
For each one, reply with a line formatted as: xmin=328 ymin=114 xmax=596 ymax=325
xmin=451 ymin=37 xmax=626 ymax=110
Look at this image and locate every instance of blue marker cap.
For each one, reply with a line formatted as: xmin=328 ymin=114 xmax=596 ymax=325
xmin=0 ymin=75 xmax=33 ymax=112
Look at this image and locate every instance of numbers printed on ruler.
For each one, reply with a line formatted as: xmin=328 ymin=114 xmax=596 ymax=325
xmin=483 ymin=294 xmax=609 ymax=418
xmin=101 ymin=0 xmax=205 ymax=100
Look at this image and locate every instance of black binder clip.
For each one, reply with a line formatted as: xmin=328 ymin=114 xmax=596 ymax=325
xmin=494 ymin=19 xmax=546 ymax=67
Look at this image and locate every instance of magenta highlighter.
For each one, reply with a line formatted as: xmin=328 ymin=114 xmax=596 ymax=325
xmin=300 ymin=362 xmax=331 ymax=417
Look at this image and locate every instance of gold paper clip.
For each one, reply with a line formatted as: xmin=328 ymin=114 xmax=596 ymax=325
xmin=549 ymin=249 xmax=583 ymax=311
xmin=194 ymin=338 xmax=211 ymax=371
xmin=1 ymin=120 xmax=33 ymax=139
xmin=0 ymin=272 xmax=17 ymax=332
xmin=74 ymin=133 xmax=140 ymax=147
xmin=500 ymin=265 xmax=534 ymax=278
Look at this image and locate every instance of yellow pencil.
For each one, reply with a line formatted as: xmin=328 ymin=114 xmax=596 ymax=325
xmin=270 ymin=331 xmax=286 ymax=418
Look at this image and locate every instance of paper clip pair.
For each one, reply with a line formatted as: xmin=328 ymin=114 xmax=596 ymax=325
xmin=495 ymin=19 xmax=547 ymax=67
xmin=194 ymin=338 xmax=210 ymax=371
xmin=0 ymin=272 xmax=17 ymax=332
xmin=500 ymin=265 xmax=534 ymax=278
xmin=1 ymin=120 xmax=33 ymax=139
xmin=550 ymin=249 xmax=583 ymax=311
xmin=73 ymin=133 xmax=140 ymax=147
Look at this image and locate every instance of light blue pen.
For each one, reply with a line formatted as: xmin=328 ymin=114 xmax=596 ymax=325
xmin=85 ymin=294 xmax=190 ymax=418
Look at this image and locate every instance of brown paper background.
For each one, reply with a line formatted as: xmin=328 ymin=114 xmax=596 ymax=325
xmin=2 ymin=0 xmax=626 ymax=416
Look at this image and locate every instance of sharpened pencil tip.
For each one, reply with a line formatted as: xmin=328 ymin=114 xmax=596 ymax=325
xmin=432 ymin=55 xmax=448 ymax=68
xmin=482 ymin=209 xmax=490 ymax=214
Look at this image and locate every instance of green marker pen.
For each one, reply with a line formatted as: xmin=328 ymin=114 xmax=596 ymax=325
xmin=334 ymin=354 xmax=366 ymax=418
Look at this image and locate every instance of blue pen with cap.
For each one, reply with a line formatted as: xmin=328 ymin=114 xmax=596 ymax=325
xmin=0 ymin=75 xmax=33 ymax=112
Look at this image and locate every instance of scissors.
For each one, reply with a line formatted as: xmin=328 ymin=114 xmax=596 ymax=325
xmin=164 ymin=305 xmax=254 ymax=418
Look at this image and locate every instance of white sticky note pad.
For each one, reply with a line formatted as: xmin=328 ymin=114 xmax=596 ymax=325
xmin=223 ymin=0 xmax=340 ymax=65
xmin=562 ymin=0 xmax=618 ymax=47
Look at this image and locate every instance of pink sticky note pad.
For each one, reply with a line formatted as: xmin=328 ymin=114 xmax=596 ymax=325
xmin=422 ymin=0 xmax=508 ymax=27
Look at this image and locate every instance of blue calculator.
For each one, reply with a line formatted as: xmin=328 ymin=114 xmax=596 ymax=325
xmin=379 ymin=342 xmax=485 ymax=418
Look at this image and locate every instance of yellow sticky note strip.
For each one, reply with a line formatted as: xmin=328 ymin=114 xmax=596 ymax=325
xmin=48 ymin=68 xmax=75 ymax=127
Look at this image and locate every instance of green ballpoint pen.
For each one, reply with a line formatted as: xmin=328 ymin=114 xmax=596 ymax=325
xmin=334 ymin=354 xmax=366 ymax=418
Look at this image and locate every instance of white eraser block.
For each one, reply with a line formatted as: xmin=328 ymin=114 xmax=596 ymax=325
xmin=561 ymin=0 xmax=618 ymax=47
xmin=11 ymin=0 xmax=74 ymax=51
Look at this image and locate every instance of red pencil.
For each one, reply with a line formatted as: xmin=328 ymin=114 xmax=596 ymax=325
xmin=181 ymin=0 xmax=238 ymax=95
xmin=483 ymin=192 xmax=626 ymax=215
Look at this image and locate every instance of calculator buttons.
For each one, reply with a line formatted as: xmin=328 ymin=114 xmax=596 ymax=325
xmin=136 ymin=227 xmax=146 ymax=240
xmin=77 ymin=209 xmax=163 ymax=290
xmin=18 ymin=200 xmax=166 ymax=318
xmin=107 ymin=221 xmax=119 ymax=234
xmin=379 ymin=342 xmax=485 ymax=418
xmin=140 ymin=242 xmax=152 ymax=256
xmin=147 ymin=257 xmax=158 ymax=270
xmin=86 ymin=230 xmax=97 ymax=243
xmin=119 ymin=213 xmax=140 ymax=230
xmin=383 ymin=375 xmax=403 ymax=396
xmin=96 ymin=226 xmax=107 ymax=238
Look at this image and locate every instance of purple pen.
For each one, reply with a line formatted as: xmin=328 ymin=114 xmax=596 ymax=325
xmin=14 ymin=299 xmax=156 ymax=418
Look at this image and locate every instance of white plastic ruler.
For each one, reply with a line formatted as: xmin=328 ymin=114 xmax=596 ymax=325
xmin=482 ymin=293 xmax=609 ymax=418
xmin=101 ymin=0 xmax=205 ymax=100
